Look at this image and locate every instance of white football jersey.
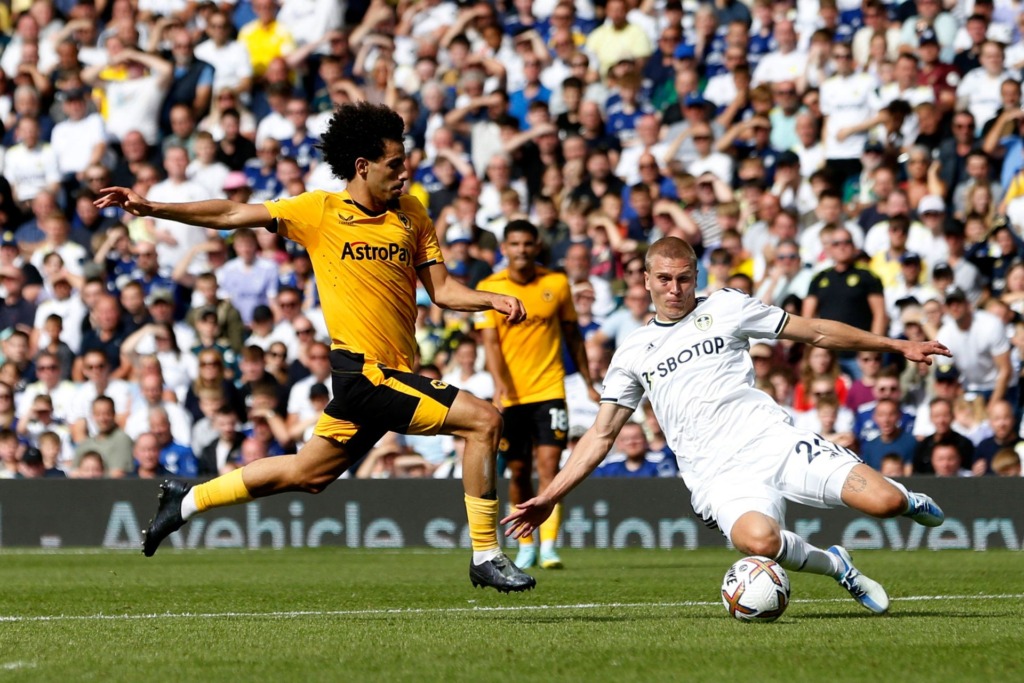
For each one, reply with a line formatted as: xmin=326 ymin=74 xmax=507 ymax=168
xmin=601 ymin=289 xmax=792 ymax=485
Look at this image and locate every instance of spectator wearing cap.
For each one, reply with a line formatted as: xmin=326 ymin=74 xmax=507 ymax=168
xmin=444 ymin=226 xmax=491 ymax=289
xmin=885 ymin=251 xmax=941 ymax=332
xmin=939 ymin=220 xmax=985 ymax=302
xmin=938 ymin=286 xmax=1017 ymax=407
xmin=217 ymin=228 xmax=280 ymax=326
xmin=49 ymin=84 xmax=107 ymax=187
xmin=983 ymin=223 xmax=1024 ymax=296
xmin=583 ymin=0 xmax=652 ymax=76
xmin=15 ymin=445 xmax=52 ymax=479
xmin=898 ymin=0 xmax=957 ymax=61
xmin=819 ymin=41 xmax=877 ymax=189
xmin=916 ymin=29 xmax=958 ymax=112
xmin=246 ymin=304 xmax=277 ymax=352
xmin=870 ymin=215 xmax=917 ymax=289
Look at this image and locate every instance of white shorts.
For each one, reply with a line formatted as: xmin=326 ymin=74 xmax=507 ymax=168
xmin=690 ymin=422 xmax=862 ymax=540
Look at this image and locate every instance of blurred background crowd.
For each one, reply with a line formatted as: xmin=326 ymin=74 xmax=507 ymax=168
xmin=0 ymin=0 xmax=1023 ymax=480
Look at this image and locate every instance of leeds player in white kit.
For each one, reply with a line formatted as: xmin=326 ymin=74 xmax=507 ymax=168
xmin=504 ymin=237 xmax=949 ymax=614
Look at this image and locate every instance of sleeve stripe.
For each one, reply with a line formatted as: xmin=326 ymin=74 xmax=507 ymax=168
xmin=415 ymin=259 xmax=440 ymax=271
xmin=774 ymin=311 xmax=790 ymax=336
xmin=600 ymin=398 xmax=640 ymax=409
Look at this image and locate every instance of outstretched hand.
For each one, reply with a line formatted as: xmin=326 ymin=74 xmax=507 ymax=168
xmin=94 ymin=186 xmax=153 ymax=217
xmin=501 ymin=496 xmax=555 ymax=539
xmin=903 ymin=339 xmax=952 ymax=365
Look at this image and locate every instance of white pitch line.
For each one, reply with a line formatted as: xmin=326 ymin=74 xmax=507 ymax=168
xmin=1 ymin=593 xmax=1022 ymax=624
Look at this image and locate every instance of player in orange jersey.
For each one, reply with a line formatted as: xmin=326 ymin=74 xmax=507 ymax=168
xmin=96 ymin=102 xmax=536 ymax=592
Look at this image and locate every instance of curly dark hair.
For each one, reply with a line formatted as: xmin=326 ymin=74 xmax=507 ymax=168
xmin=319 ymin=102 xmax=405 ymax=181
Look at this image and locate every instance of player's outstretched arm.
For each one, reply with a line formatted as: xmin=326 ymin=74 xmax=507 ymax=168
xmin=419 ymin=262 xmax=526 ymax=322
xmin=780 ymin=314 xmax=952 ymax=365
xmin=502 ymin=402 xmax=633 ymax=539
xmin=94 ymin=186 xmax=274 ymax=231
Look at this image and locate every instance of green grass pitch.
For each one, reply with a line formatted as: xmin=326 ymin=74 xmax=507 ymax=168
xmin=0 ymin=548 xmax=1021 ymax=682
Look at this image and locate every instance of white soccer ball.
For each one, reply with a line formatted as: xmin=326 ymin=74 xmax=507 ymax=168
xmin=721 ymin=556 xmax=791 ymax=622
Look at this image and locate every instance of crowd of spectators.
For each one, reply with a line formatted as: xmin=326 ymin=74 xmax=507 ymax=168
xmin=0 ymin=0 xmax=1023 ymax=481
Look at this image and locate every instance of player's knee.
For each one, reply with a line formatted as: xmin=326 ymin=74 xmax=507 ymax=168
xmin=871 ymin=485 xmax=909 ymax=518
xmin=476 ymin=404 xmax=503 ymax=446
xmin=732 ymin=521 xmax=782 ymax=558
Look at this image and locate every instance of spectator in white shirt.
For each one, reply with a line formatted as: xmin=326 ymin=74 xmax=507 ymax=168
xmin=957 ymin=40 xmax=1012 ymax=135
xmin=3 ymin=116 xmax=60 ymax=205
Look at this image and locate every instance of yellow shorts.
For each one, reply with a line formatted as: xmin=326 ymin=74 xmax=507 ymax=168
xmin=313 ymin=349 xmax=459 ymax=455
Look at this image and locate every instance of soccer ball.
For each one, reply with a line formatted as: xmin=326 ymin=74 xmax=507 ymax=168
xmin=721 ymin=556 xmax=791 ymax=622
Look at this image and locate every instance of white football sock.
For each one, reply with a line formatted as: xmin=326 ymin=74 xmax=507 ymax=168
xmin=776 ymin=530 xmax=843 ymax=577
xmin=180 ymin=488 xmax=199 ymax=521
xmin=885 ymin=477 xmax=912 ymax=513
xmin=472 ymin=548 xmax=500 ymax=565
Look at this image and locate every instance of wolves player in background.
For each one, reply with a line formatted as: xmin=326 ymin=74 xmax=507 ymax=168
xmin=477 ymin=220 xmax=601 ymax=570
xmin=96 ymin=102 xmax=536 ymax=593
xmin=505 ymin=237 xmax=949 ymax=613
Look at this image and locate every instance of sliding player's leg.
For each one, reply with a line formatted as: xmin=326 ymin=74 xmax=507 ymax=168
xmin=838 ymin=463 xmax=944 ymax=527
xmin=723 ymin=501 xmax=890 ymax=615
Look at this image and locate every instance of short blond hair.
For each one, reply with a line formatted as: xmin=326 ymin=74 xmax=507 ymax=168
xmin=645 ymin=236 xmax=697 ymax=271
